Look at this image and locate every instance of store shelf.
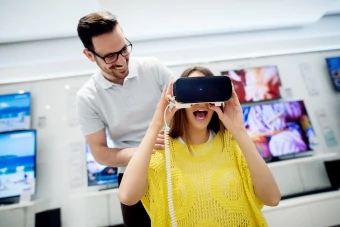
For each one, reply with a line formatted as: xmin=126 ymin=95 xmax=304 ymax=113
xmin=0 ymin=200 xmax=42 ymax=211
xmin=263 ymin=189 xmax=340 ymax=212
xmin=71 ymin=188 xmax=119 ymax=199
xmin=267 ymin=152 xmax=339 ymax=168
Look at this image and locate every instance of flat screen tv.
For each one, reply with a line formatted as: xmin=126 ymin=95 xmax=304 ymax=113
xmin=0 ymin=92 xmax=31 ymax=133
xmin=0 ymin=130 xmax=37 ymax=204
xmin=325 ymin=56 xmax=340 ymax=91
xmin=221 ymin=65 xmax=282 ymax=104
xmin=242 ymin=100 xmax=317 ymax=162
xmin=86 ymin=130 xmax=118 ymax=187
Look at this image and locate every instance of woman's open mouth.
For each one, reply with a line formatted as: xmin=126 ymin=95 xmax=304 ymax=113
xmin=193 ymin=110 xmax=208 ymax=120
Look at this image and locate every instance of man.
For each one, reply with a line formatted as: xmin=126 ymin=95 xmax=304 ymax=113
xmin=76 ymin=11 xmax=172 ymax=227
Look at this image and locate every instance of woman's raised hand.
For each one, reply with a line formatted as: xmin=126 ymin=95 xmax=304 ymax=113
xmin=209 ymin=84 xmax=245 ymax=135
xmin=151 ymin=78 xmax=177 ymax=128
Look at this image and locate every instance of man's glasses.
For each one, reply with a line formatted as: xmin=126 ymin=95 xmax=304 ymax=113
xmin=88 ymin=38 xmax=132 ymax=64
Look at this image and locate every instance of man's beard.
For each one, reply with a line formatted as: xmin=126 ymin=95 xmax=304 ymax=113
xmin=97 ymin=59 xmax=129 ymax=82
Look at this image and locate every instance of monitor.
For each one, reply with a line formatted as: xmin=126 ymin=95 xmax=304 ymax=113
xmin=242 ymin=100 xmax=316 ymax=162
xmin=325 ymin=56 xmax=340 ymax=91
xmin=0 ymin=92 xmax=31 ymax=133
xmin=0 ymin=130 xmax=37 ymax=203
xmin=221 ymin=65 xmax=282 ymax=104
xmin=86 ymin=130 xmax=118 ymax=187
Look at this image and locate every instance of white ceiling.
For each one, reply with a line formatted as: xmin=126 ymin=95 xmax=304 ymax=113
xmin=0 ymin=0 xmax=339 ymax=44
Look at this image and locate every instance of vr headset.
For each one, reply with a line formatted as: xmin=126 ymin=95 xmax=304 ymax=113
xmin=170 ymin=75 xmax=233 ymax=108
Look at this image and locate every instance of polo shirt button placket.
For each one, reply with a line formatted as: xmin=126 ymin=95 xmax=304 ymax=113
xmin=126 ymin=94 xmax=135 ymax=107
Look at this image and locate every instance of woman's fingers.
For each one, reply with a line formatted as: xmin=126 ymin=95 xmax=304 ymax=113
xmin=156 ymin=137 xmax=165 ymax=145
xmin=209 ymin=104 xmax=224 ymax=118
xmin=232 ymin=90 xmax=241 ymax=107
xmin=230 ymin=82 xmax=241 ymax=106
xmin=166 ymin=79 xmax=174 ymax=98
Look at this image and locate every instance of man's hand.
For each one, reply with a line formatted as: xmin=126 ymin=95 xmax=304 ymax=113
xmin=154 ymin=130 xmax=165 ymax=150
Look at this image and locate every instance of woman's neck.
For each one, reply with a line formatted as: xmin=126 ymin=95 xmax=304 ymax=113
xmin=186 ymin=128 xmax=210 ymax=145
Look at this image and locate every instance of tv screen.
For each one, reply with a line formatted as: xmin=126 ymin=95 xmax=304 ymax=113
xmin=0 ymin=92 xmax=31 ymax=133
xmin=221 ymin=66 xmax=282 ymax=104
xmin=242 ymin=100 xmax=316 ymax=161
xmin=86 ymin=131 xmax=118 ymax=187
xmin=325 ymin=56 xmax=340 ymax=91
xmin=0 ymin=130 xmax=36 ymax=200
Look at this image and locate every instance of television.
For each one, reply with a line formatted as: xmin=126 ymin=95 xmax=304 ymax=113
xmin=86 ymin=130 xmax=118 ymax=187
xmin=0 ymin=130 xmax=37 ymax=204
xmin=221 ymin=65 xmax=282 ymax=104
xmin=242 ymin=100 xmax=317 ymax=162
xmin=0 ymin=92 xmax=31 ymax=133
xmin=325 ymin=56 xmax=340 ymax=91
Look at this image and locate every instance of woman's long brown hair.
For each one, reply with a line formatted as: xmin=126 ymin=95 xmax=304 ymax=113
xmin=169 ymin=66 xmax=226 ymax=153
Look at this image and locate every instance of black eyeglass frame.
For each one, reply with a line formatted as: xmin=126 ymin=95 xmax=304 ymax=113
xmin=88 ymin=38 xmax=132 ymax=64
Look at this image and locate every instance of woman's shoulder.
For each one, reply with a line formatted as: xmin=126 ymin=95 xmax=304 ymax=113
xmin=220 ymin=129 xmax=244 ymax=157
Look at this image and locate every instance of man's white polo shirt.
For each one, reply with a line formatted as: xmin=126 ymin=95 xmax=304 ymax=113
xmin=76 ymin=57 xmax=172 ymax=173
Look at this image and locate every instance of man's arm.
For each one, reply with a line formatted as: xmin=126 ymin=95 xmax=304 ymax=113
xmin=77 ymin=92 xmax=136 ymax=166
xmin=86 ymin=129 xmax=136 ymax=167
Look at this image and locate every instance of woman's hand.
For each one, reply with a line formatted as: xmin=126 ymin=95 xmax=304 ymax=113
xmin=151 ymin=78 xmax=178 ymax=128
xmin=209 ymin=85 xmax=245 ymax=135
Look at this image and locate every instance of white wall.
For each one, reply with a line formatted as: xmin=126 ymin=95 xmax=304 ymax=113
xmin=0 ymin=48 xmax=340 ymax=227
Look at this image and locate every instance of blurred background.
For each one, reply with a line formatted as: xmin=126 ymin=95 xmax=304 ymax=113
xmin=0 ymin=0 xmax=340 ymax=226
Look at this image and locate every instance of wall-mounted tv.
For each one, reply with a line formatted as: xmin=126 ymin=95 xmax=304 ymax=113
xmin=0 ymin=130 xmax=37 ymax=204
xmin=325 ymin=56 xmax=340 ymax=91
xmin=86 ymin=130 xmax=118 ymax=187
xmin=0 ymin=92 xmax=31 ymax=133
xmin=242 ymin=100 xmax=316 ymax=162
xmin=221 ymin=66 xmax=282 ymax=104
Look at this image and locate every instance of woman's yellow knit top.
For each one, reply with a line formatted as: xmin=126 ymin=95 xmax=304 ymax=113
xmin=141 ymin=130 xmax=268 ymax=227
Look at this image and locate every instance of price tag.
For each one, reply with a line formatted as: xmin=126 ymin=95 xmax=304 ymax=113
xmin=315 ymin=109 xmax=338 ymax=147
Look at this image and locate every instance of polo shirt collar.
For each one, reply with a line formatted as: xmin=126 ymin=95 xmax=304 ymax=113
xmin=94 ymin=58 xmax=138 ymax=90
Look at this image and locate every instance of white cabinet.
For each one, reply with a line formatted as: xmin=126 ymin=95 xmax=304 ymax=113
xmin=263 ymin=191 xmax=340 ymax=227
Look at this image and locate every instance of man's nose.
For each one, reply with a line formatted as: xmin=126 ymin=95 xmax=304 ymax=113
xmin=115 ymin=54 xmax=127 ymax=65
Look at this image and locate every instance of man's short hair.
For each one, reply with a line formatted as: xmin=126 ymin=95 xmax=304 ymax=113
xmin=77 ymin=11 xmax=119 ymax=50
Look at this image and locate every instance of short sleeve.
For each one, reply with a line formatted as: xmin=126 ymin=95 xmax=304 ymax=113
xmin=231 ymin=138 xmax=264 ymax=210
xmin=240 ymin=153 xmax=264 ymax=209
xmin=154 ymin=57 xmax=173 ymax=90
xmin=76 ymin=93 xmax=105 ymax=136
xmin=141 ymin=150 xmax=166 ymax=219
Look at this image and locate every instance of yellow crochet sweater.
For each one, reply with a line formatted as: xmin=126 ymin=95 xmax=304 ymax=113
xmin=141 ymin=130 xmax=268 ymax=227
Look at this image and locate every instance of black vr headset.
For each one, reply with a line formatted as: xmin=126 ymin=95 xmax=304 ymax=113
xmin=170 ymin=75 xmax=233 ymax=108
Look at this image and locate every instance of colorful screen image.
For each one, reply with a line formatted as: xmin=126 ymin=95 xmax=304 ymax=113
xmin=326 ymin=57 xmax=340 ymax=91
xmin=86 ymin=131 xmax=118 ymax=187
xmin=0 ymin=92 xmax=31 ymax=133
xmin=221 ymin=66 xmax=282 ymax=103
xmin=0 ymin=130 xmax=36 ymax=199
xmin=242 ymin=101 xmax=316 ymax=160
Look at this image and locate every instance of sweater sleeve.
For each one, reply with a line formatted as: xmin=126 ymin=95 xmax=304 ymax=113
xmin=141 ymin=150 xmax=166 ymax=216
xmin=230 ymin=136 xmax=264 ymax=210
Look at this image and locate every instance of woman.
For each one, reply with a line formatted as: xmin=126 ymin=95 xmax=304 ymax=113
xmin=119 ymin=67 xmax=281 ymax=227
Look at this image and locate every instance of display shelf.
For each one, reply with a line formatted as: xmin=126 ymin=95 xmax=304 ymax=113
xmin=262 ymin=189 xmax=340 ymax=212
xmin=267 ymin=152 xmax=339 ymax=168
xmin=71 ymin=188 xmax=119 ymax=199
xmin=0 ymin=200 xmax=42 ymax=211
